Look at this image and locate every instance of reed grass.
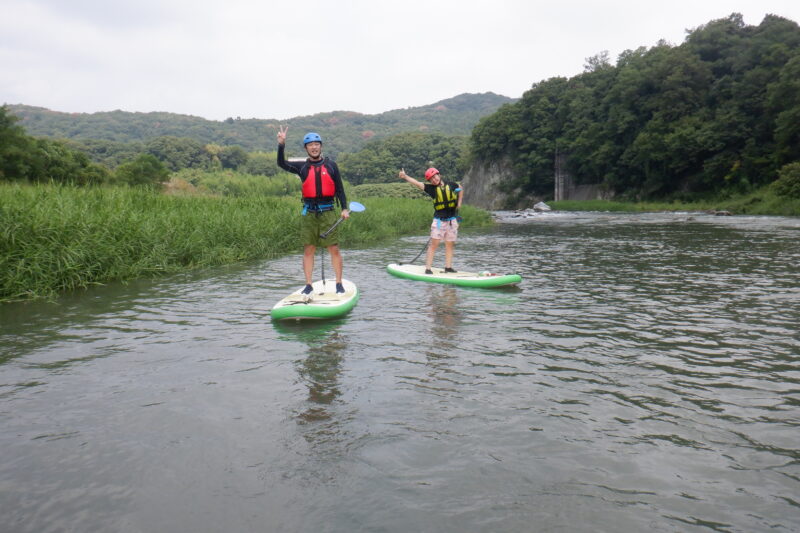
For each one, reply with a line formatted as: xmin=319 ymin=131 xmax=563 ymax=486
xmin=352 ymin=182 xmax=429 ymax=200
xmin=169 ymin=169 xmax=302 ymax=197
xmin=550 ymin=199 xmax=699 ymax=212
xmin=1 ymin=183 xmax=493 ymax=302
xmin=339 ymin=198 xmax=492 ymax=244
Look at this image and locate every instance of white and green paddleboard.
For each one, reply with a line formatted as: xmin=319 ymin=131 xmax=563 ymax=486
xmin=271 ymin=279 xmax=359 ymax=321
xmin=387 ymin=263 xmax=522 ymax=288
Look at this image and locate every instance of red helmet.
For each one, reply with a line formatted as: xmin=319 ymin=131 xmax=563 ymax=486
xmin=424 ymin=167 xmax=440 ymax=181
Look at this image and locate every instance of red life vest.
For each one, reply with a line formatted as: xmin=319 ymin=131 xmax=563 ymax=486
xmin=302 ymin=161 xmax=336 ymax=199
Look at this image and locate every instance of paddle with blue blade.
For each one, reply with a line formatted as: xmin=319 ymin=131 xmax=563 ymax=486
xmin=320 ymin=201 xmax=366 ymax=238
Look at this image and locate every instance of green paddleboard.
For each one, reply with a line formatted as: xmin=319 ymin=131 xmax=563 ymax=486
xmin=271 ymin=279 xmax=359 ymax=321
xmin=387 ymin=263 xmax=522 ymax=288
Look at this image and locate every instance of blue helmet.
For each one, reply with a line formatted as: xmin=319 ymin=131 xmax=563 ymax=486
xmin=303 ymin=132 xmax=322 ymax=145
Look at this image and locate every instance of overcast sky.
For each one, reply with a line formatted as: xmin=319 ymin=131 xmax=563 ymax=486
xmin=1 ymin=0 xmax=798 ymax=121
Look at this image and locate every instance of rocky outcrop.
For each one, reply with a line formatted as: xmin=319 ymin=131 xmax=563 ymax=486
xmin=460 ymin=158 xmax=539 ymax=210
xmin=462 ymin=157 xmax=609 ymax=209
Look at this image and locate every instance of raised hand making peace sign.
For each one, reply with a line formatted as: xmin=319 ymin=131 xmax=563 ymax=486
xmin=277 ymin=125 xmax=288 ymax=146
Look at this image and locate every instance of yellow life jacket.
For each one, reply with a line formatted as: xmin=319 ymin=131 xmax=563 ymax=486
xmin=433 ymin=183 xmax=458 ymax=212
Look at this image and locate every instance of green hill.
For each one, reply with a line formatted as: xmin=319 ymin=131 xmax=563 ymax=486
xmin=470 ymin=13 xmax=800 ymax=201
xmin=7 ymin=92 xmax=513 ymax=158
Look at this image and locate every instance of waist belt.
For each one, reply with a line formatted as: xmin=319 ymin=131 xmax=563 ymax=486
xmin=434 ymin=216 xmax=458 ymax=228
xmin=302 ymin=202 xmax=334 ymax=216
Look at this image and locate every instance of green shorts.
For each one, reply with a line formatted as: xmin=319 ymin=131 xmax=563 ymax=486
xmin=300 ymin=209 xmax=340 ymax=247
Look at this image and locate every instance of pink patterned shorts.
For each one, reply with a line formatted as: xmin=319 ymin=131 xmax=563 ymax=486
xmin=430 ymin=218 xmax=459 ymax=242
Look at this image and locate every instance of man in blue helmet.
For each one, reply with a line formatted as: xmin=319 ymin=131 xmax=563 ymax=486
xmin=277 ymin=126 xmax=350 ymax=294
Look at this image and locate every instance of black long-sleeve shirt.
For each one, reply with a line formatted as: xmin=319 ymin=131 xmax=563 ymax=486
xmin=277 ymin=144 xmax=347 ymax=209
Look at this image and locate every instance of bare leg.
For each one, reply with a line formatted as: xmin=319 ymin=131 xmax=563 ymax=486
xmin=303 ymin=245 xmax=316 ymax=284
xmin=426 ymin=238 xmax=441 ymax=270
xmin=327 ymin=244 xmax=343 ymax=283
xmin=444 ymin=241 xmax=455 ymax=268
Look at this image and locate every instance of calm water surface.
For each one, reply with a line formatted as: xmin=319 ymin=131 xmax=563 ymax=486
xmin=1 ymin=211 xmax=798 ymax=533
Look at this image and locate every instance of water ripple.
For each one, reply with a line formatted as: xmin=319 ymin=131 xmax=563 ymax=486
xmin=0 ymin=212 xmax=798 ymax=532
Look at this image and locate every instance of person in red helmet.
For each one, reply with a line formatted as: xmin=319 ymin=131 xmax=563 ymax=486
xmin=398 ymin=166 xmax=463 ymax=274
xmin=277 ymin=126 xmax=349 ymax=294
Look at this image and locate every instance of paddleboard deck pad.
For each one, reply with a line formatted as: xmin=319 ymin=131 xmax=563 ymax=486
xmin=271 ymin=279 xmax=359 ymax=320
xmin=387 ymin=263 xmax=522 ymax=288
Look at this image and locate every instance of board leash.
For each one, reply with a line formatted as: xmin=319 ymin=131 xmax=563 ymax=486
xmin=402 ymin=238 xmax=431 ymax=265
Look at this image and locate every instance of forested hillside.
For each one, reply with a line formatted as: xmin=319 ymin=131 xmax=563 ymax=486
xmin=337 ymin=132 xmax=469 ymax=185
xmin=8 ymin=92 xmax=512 ymax=158
xmin=5 ymin=12 xmax=800 ymax=209
xmin=470 ymin=13 xmax=800 ymax=200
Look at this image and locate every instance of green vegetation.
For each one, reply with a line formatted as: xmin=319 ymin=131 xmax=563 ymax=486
xmin=551 ymin=183 xmax=800 ymax=216
xmin=240 ymin=150 xmax=281 ymax=176
xmin=5 ymin=13 xmax=800 ymax=305
xmin=9 ymin=93 xmax=513 ymax=158
xmin=771 ymin=161 xmax=800 ymax=199
xmin=0 ymin=184 xmax=290 ymax=301
xmin=1 ymin=106 xmax=111 ymax=185
xmin=115 ymin=154 xmax=169 ymax=187
xmin=63 ymin=138 xmax=146 ymax=168
xmin=168 ymin=169 xmax=302 ymax=197
xmin=337 ymin=132 xmax=469 ymax=185
xmin=0 ymin=105 xmax=284 ymax=188
xmin=471 ymin=13 xmax=800 ymax=202
xmin=144 ymin=135 xmax=209 ymax=171
xmin=0 ymin=104 xmax=492 ymax=303
xmin=717 ymin=190 xmax=800 ymax=216
xmin=0 ymin=183 xmax=492 ymax=302
xmin=3 ymin=105 xmax=475 ymax=192
xmin=352 ymin=182 xmax=428 ymax=200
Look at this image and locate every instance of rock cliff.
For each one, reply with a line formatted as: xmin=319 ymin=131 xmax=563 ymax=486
xmin=461 ymin=157 xmax=607 ymax=209
xmin=460 ymin=158 xmax=539 ymax=210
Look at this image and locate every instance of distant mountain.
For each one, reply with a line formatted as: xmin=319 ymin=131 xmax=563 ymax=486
xmin=7 ymin=93 xmax=515 ymax=157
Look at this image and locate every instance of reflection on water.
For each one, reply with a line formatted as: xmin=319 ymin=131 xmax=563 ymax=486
xmin=428 ymin=285 xmax=462 ymax=341
xmin=273 ymin=320 xmax=351 ymax=460
xmin=295 ymin=331 xmax=346 ymax=423
xmin=1 ymin=212 xmax=798 ymax=532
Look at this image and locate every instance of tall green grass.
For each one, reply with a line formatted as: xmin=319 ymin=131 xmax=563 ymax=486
xmin=551 ymin=189 xmax=800 ymax=216
xmin=0 ymin=183 xmax=493 ymax=302
xmin=550 ymin=200 xmax=702 ymax=212
xmin=171 ymin=168 xmax=302 ymax=197
xmin=352 ymin=182 xmax=429 ymax=200
xmin=339 ymin=198 xmax=492 ymax=244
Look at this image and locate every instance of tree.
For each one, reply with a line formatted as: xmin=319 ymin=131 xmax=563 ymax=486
xmin=204 ymin=143 xmax=223 ymax=169
xmin=115 ymin=154 xmax=169 ymax=187
xmin=8 ymin=93 xmax=514 ymax=158
xmin=32 ymin=138 xmax=111 ymax=185
xmin=768 ymin=54 xmax=800 ymax=164
xmin=1 ymin=106 xmax=111 ymax=184
xmin=0 ymin=105 xmax=36 ymax=181
xmin=772 ymin=162 xmax=800 ymax=198
xmin=219 ymin=145 xmax=248 ymax=170
xmin=145 ymin=136 xmax=208 ymax=171
xmin=242 ymin=151 xmax=279 ymax=176
xmin=468 ymin=13 xmax=800 ymax=200
xmin=584 ymin=51 xmax=611 ymax=72
xmin=337 ymin=132 xmax=469 ymax=185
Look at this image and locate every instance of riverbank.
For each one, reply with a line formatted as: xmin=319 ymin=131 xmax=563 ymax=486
xmin=550 ymin=189 xmax=800 ymax=216
xmin=0 ymin=183 xmax=493 ymax=303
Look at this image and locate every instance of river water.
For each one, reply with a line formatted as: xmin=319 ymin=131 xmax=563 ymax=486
xmin=1 ymin=211 xmax=798 ymax=533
